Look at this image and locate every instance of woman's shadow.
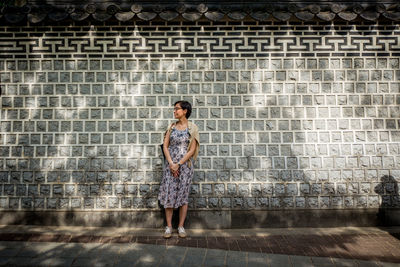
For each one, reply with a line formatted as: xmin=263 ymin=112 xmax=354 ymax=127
xmin=374 ymin=175 xmax=400 ymax=238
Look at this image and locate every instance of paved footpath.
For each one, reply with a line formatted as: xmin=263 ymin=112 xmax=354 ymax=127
xmin=0 ymin=225 xmax=399 ymax=266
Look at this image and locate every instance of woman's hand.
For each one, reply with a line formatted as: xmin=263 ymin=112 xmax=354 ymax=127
xmin=170 ymin=163 xmax=180 ymax=178
xmin=172 ymin=170 xmax=179 ymax=178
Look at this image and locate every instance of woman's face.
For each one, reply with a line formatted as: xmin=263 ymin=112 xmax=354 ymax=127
xmin=173 ymin=104 xmax=186 ymax=119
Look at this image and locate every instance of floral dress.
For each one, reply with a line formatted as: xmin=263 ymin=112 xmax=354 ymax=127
xmin=158 ymin=127 xmax=194 ymax=208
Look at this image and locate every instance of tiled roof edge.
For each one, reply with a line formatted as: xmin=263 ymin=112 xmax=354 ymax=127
xmin=1 ymin=1 xmax=399 ymax=24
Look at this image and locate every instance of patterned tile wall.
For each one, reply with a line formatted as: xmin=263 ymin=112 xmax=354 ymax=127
xmin=0 ymin=21 xmax=399 ymax=211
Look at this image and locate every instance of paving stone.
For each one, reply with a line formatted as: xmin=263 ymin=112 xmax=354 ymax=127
xmin=72 ymin=257 xmax=115 ymax=267
xmin=247 ymin=252 xmax=269 ymax=267
xmin=354 ymin=260 xmax=380 ymax=267
xmin=203 ymin=249 xmax=227 ymax=267
xmin=311 ymin=256 xmax=335 ymax=267
xmin=16 ymin=247 xmax=43 ymax=258
xmin=269 ymin=254 xmax=291 ymax=267
xmin=181 ymin=247 xmax=206 ymax=267
xmin=290 ymin=255 xmax=314 ymax=267
xmin=135 ymin=253 xmax=161 ymax=267
xmin=32 ymin=256 xmax=74 ymax=267
xmin=51 ymin=243 xmax=88 ymax=258
xmin=158 ymin=246 xmax=187 ymax=267
xmin=0 ymin=257 xmax=11 ymax=266
xmin=76 ymin=244 xmax=120 ymax=260
xmin=115 ymin=251 xmax=142 ymax=267
xmin=379 ymin=262 xmax=400 ymax=267
xmin=6 ymin=256 xmax=40 ymax=267
xmin=0 ymin=248 xmax=20 ymax=257
xmin=225 ymin=250 xmax=247 ymax=267
xmin=331 ymin=258 xmax=358 ymax=267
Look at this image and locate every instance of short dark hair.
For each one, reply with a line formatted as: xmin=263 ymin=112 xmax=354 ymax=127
xmin=174 ymin=101 xmax=192 ymax=119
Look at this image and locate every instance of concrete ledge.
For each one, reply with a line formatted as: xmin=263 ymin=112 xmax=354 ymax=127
xmin=0 ymin=209 xmax=398 ymax=228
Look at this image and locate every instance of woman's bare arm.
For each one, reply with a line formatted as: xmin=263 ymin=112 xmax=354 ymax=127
xmin=164 ymin=128 xmax=180 ymax=177
xmin=177 ymin=139 xmax=197 ymax=165
xmin=163 ymin=129 xmax=173 ymax=165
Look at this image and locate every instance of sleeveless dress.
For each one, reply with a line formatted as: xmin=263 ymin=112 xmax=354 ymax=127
xmin=158 ymin=127 xmax=194 ymax=208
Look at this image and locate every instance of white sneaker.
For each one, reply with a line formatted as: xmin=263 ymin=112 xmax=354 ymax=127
xmin=163 ymin=226 xmax=172 ymax=239
xmin=178 ymin=226 xmax=187 ymax=238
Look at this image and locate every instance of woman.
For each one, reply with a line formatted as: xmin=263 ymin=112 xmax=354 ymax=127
xmin=158 ymin=101 xmax=199 ymax=238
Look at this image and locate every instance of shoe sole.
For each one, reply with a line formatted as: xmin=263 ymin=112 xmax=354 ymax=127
xmin=164 ymin=234 xmax=172 ymax=239
xmin=178 ymin=234 xmax=187 ymax=238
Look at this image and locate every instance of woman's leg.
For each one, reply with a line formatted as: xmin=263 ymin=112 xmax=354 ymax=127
xmin=165 ymin=208 xmax=173 ymax=227
xmin=178 ymin=204 xmax=188 ymax=227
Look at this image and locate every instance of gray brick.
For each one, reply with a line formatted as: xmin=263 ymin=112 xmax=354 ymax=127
xmin=270 ymin=197 xmax=281 ymax=208
xmin=238 ymin=184 xmax=249 ymax=196
xmin=214 ymin=184 xmax=225 ymax=196
xmin=8 ymin=198 xmax=19 ymax=209
xmin=294 ymin=197 xmax=305 ymax=208
xmin=243 ymin=171 xmax=254 ymax=181
xmin=121 ymin=197 xmax=132 ymax=208
xmin=108 ymin=197 xmax=119 ymax=208
xmin=190 ymin=184 xmax=199 ymax=195
xmin=287 ymin=184 xmax=298 ymax=195
xmin=65 ymin=185 xmax=75 ymax=196
xmin=202 ymin=184 xmax=212 ymax=195
xmin=251 ymin=184 xmax=262 ymax=196
xmin=282 ymin=197 xmax=293 ymax=207
xmin=96 ymin=198 xmax=106 ymax=209
xmin=221 ymin=197 xmax=231 ymax=208
xmin=255 ymin=170 xmax=267 ymax=181
xmin=245 ymin=197 xmax=256 ymax=209
xmin=195 ymin=198 xmax=207 ymax=208
xmin=227 ymin=184 xmax=236 ymax=195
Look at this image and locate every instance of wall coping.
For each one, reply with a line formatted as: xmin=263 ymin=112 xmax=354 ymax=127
xmin=1 ymin=1 xmax=400 ymax=24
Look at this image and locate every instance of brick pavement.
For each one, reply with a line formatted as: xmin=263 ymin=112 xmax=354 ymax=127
xmin=0 ymin=226 xmax=399 ymax=264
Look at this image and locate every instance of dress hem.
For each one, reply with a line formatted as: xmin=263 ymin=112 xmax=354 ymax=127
xmin=159 ymin=200 xmax=189 ymax=209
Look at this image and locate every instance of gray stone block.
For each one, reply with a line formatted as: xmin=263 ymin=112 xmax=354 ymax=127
xmin=214 ymin=184 xmax=225 ymax=196
xmin=47 ymin=198 xmax=58 ymax=209
xmin=298 ymin=183 xmax=310 ymax=195
xmin=311 ymin=184 xmax=322 ymax=195
xmin=287 ymin=184 xmax=298 ymax=195
xmin=52 ymin=184 xmax=63 ymax=196
xmin=320 ymin=196 xmax=330 ymax=208
xmin=323 ymin=183 xmax=335 ymax=195
xmin=94 ymin=197 xmax=106 ymax=209
xmin=227 ymin=184 xmax=237 ymax=195
xmin=27 ymin=184 xmax=38 ymax=197
xmin=64 ymin=184 xmax=75 ymax=196
xmin=40 ymin=185 xmax=50 ymax=196
xmin=251 ymin=184 xmax=261 ymax=197
xmin=245 ymin=197 xmax=256 ymax=209
xmin=21 ymin=197 xmax=32 ymax=209
xmin=195 ymin=198 xmax=207 ymax=208
xmin=202 ymin=184 xmax=212 ymax=195
xmin=221 ymin=198 xmax=231 ymax=208
xmin=238 ymin=184 xmax=249 ymax=196
xmin=208 ymin=197 xmax=219 ymax=208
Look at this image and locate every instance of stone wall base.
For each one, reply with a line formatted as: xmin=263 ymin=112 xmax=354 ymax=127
xmin=0 ymin=209 xmax=398 ymax=228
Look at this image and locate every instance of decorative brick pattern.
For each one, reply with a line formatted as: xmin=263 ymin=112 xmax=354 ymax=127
xmin=0 ymin=22 xmax=399 ymax=212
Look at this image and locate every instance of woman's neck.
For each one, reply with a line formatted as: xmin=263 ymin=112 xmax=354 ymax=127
xmin=177 ymin=117 xmax=188 ymax=125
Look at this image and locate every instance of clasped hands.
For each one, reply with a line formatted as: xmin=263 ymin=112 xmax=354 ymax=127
xmin=169 ymin=163 xmax=180 ymax=178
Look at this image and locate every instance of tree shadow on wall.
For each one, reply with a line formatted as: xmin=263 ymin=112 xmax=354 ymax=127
xmin=374 ymin=175 xmax=400 ymax=240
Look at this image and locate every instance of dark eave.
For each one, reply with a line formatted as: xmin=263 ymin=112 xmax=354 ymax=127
xmin=1 ymin=1 xmax=400 ymax=24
